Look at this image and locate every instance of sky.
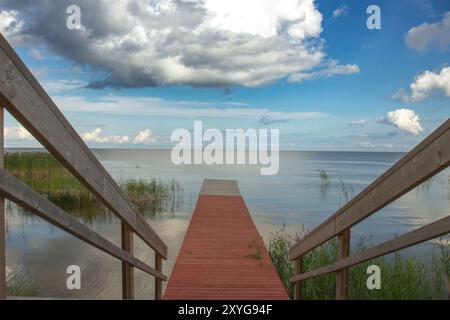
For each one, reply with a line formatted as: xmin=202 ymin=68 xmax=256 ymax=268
xmin=0 ymin=0 xmax=449 ymax=151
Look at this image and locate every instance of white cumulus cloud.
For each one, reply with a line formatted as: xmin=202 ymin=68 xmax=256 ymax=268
xmin=0 ymin=0 xmax=356 ymax=88
xmin=133 ymin=129 xmax=155 ymax=144
xmin=405 ymin=12 xmax=450 ymax=51
xmin=4 ymin=125 xmax=33 ymax=141
xmin=377 ymin=108 xmax=424 ymax=136
xmin=81 ymin=128 xmax=130 ymax=144
xmin=332 ymin=5 xmax=349 ymax=18
xmin=392 ymin=66 xmax=450 ymax=102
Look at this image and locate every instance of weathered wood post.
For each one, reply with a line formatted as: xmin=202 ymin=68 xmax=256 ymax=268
xmin=121 ymin=221 xmax=134 ymax=299
xmin=294 ymin=257 xmax=302 ymax=300
xmin=336 ymin=229 xmax=350 ymax=300
xmin=155 ymin=253 xmax=162 ymax=300
xmin=0 ymin=106 xmax=5 ymax=300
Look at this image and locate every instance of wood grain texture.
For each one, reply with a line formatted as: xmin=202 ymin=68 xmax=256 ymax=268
xmin=0 ymin=33 xmax=166 ymax=259
xmin=0 ymin=106 xmax=5 ymax=299
xmin=164 ymin=180 xmax=288 ymax=300
xmin=0 ymin=169 xmax=166 ymax=281
xmin=335 ymin=229 xmax=350 ymax=300
xmin=121 ymin=222 xmax=134 ymax=299
xmin=290 ymin=119 xmax=450 ymax=259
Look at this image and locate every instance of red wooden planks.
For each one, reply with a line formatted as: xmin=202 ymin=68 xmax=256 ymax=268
xmin=164 ymin=179 xmax=289 ymax=300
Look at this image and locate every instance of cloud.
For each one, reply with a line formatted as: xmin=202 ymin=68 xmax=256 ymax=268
xmin=0 ymin=0 xmax=354 ymax=88
xmin=391 ymin=88 xmax=410 ymax=103
xmin=81 ymin=128 xmax=130 ymax=144
xmin=81 ymin=127 xmax=157 ymax=145
xmin=4 ymin=125 xmax=33 ymax=140
xmin=359 ymin=142 xmax=393 ymax=149
xmin=377 ymin=108 xmax=424 ymax=136
xmin=54 ymin=94 xmax=329 ymax=120
xmin=0 ymin=10 xmax=22 ymax=35
xmin=258 ymin=116 xmax=292 ymax=126
xmin=393 ymin=66 xmax=450 ymax=102
xmin=41 ymin=79 xmax=88 ymax=93
xmin=405 ymin=12 xmax=450 ymax=51
xmin=133 ymin=129 xmax=155 ymax=144
xmin=347 ymin=119 xmax=367 ymax=126
xmin=29 ymin=47 xmax=44 ymax=60
xmin=332 ymin=5 xmax=349 ymax=18
xmin=288 ymin=59 xmax=359 ymax=82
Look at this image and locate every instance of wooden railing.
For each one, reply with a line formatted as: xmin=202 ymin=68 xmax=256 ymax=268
xmin=0 ymin=33 xmax=167 ymax=299
xmin=290 ymin=119 xmax=450 ymax=299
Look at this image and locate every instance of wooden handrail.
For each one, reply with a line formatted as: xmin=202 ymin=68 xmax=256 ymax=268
xmin=291 ymin=214 xmax=450 ymax=283
xmin=0 ymin=33 xmax=167 ymax=259
xmin=0 ymin=32 xmax=167 ymax=299
xmin=290 ymin=119 xmax=450 ymax=299
xmin=290 ymin=119 xmax=450 ymax=260
xmin=0 ymin=169 xmax=166 ymax=281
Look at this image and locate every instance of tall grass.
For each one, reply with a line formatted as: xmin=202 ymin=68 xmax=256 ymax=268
xmin=268 ymin=229 xmax=450 ymax=300
xmin=5 ymin=152 xmax=182 ymax=217
xmin=6 ymin=266 xmax=40 ymax=297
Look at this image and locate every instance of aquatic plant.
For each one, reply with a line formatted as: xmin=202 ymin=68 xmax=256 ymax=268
xmin=319 ymin=169 xmax=331 ymax=189
xmin=336 ymin=179 xmax=354 ymax=205
xmin=268 ymin=229 xmax=450 ymax=300
xmin=5 ymin=152 xmax=183 ymax=217
xmin=6 ymin=266 xmax=40 ymax=297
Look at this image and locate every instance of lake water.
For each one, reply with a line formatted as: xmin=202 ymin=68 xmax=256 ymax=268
xmin=5 ymin=149 xmax=450 ymax=299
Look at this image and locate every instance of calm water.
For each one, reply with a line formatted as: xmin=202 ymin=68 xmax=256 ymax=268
xmin=5 ymin=149 xmax=450 ymax=299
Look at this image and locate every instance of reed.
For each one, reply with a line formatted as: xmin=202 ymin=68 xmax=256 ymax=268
xmin=319 ymin=169 xmax=331 ymax=189
xmin=268 ymin=229 xmax=450 ymax=300
xmin=6 ymin=266 xmax=40 ymax=297
xmin=5 ymin=152 xmax=182 ymax=216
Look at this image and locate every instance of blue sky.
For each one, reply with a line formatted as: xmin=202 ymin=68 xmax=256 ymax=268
xmin=1 ymin=0 xmax=449 ymax=151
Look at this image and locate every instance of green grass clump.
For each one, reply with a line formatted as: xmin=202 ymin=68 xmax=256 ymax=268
xmin=6 ymin=266 xmax=40 ymax=297
xmin=5 ymin=152 xmax=182 ymax=216
xmin=268 ymin=229 xmax=450 ymax=300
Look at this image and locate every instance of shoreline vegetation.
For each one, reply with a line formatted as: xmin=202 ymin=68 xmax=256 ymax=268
xmin=268 ymin=229 xmax=450 ymax=300
xmin=268 ymin=168 xmax=450 ymax=300
xmin=5 ymin=152 xmax=183 ymax=218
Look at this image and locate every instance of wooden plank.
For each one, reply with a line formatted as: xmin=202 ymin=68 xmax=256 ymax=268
xmin=200 ymin=179 xmax=241 ymax=196
xmin=0 ymin=34 xmax=167 ymax=259
xmin=164 ymin=180 xmax=289 ymax=300
xmin=290 ymin=119 xmax=450 ymax=259
xmin=335 ymin=229 xmax=350 ymax=300
xmin=121 ymin=222 xmax=134 ymax=299
xmin=0 ymin=106 xmax=5 ymax=299
xmin=291 ymin=215 xmax=450 ymax=283
xmin=155 ymin=254 xmax=163 ymax=300
xmin=0 ymin=169 xmax=166 ymax=281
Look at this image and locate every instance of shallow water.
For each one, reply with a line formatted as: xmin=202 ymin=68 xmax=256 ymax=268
xmin=5 ymin=149 xmax=450 ymax=299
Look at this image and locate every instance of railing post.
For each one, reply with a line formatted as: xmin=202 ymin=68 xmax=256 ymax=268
xmin=336 ymin=229 xmax=350 ymax=300
xmin=155 ymin=253 xmax=162 ymax=300
xmin=0 ymin=106 xmax=5 ymax=300
xmin=121 ymin=221 xmax=134 ymax=299
xmin=294 ymin=256 xmax=303 ymax=300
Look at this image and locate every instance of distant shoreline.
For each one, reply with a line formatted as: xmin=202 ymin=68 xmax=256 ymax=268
xmin=4 ymin=147 xmax=407 ymax=154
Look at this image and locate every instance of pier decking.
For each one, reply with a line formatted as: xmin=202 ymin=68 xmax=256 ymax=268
xmin=164 ymin=179 xmax=289 ymax=300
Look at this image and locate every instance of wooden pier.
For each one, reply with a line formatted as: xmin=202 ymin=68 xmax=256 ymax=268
xmin=164 ymin=179 xmax=289 ymax=300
